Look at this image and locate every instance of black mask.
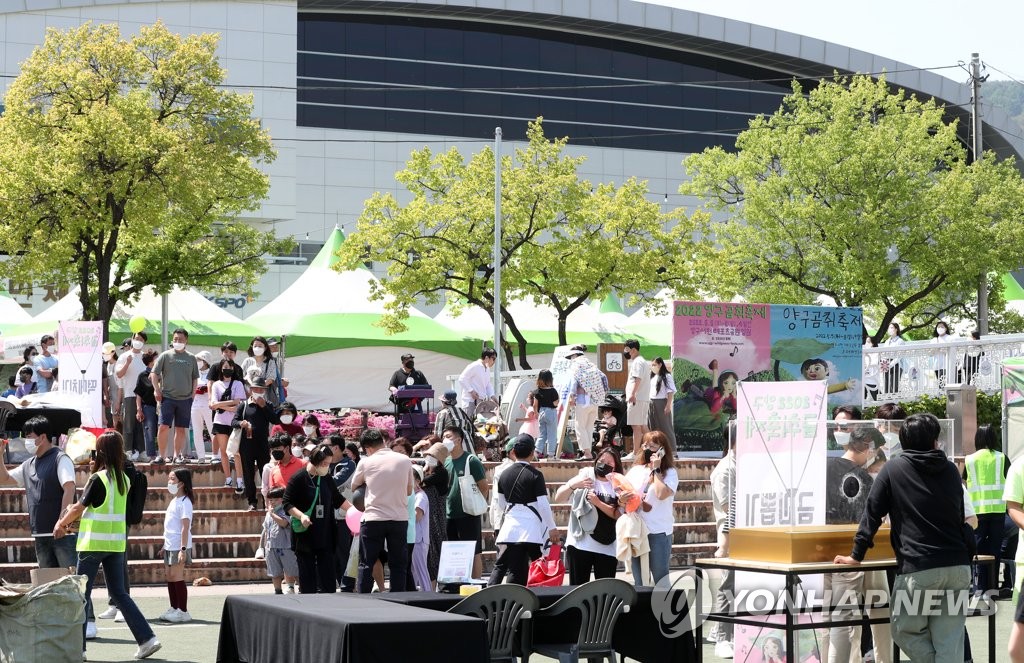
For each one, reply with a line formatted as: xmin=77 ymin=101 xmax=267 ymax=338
xmin=642 ymin=448 xmax=654 ymax=463
xmin=271 ymin=449 xmax=285 ymax=461
xmin=404 ymin=360 xmax=415 ymax=370
xmin=594 ymin=462 xmax=612 ymax=478
xmin=623 ymin=351 xmax=630 ymax=360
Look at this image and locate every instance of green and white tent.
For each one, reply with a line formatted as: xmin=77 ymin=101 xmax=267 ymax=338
xmin=248 ymin=228 xmax=483 ymax=409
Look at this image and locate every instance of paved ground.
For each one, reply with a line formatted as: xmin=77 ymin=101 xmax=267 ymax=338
xmin=76 ymin=582 xmax=1020 ymax=662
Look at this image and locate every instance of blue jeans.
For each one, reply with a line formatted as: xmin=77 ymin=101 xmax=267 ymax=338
xmin=536 ymin=407 xmax=558 ymax=455
xmin=890 ymin=565 xmax=970 ymax=663
xmin=77 ymin=550 xmax=154 ymax=649
xmin=630 ymin=532 xmax=671 ymax=586
xmin=34 ymin=534 xmax=77 ymax=568
xmin=142 ymin=404 xmax=158 ymax=457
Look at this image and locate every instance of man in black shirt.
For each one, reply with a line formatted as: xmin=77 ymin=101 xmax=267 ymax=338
xmin=389 ymin=353 xmax=428 ymax=413
xmin=835 ymin=413 xmax=972 ymax=662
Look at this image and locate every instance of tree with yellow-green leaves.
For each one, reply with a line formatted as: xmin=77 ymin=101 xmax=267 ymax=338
xmin=338 ymin=120 xmax=702 ymax=369
xmin=0 ymin=22 xmax=290 ymax=338
xmin=681 ymin=75 xmax=1024 ymax=341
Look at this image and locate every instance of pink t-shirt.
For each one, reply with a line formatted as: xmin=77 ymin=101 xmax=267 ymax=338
xmin=352 ymin=448 xmax=413 ymax=522
xmin=211 ymin=379 xmax=246 ymax=426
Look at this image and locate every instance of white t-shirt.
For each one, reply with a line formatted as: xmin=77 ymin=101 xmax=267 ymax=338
xmin=625 ymin=464 xmax=679 ymax=535
xmin=565 ymin=467 xmax=618 ymax=558
xmin=628 ymin=355 xmax=652 ymax=402
xmin=10 ymin=452 xmax=76 ymax=487
xmin=116 ymin=351 xmax=147 ymax=398
xmin=164 ymin=495 xmax=194 ymax=550
xmin=1003 ymin=460 xmax=1024 ymax=569
xmin=650 ymin=374 xmax=676 ymax=401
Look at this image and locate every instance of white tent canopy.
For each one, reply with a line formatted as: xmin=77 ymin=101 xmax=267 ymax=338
xmin=32 ymin=286 xmax=241 ymax=324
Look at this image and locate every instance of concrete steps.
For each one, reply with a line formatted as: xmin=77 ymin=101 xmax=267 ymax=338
xmin=1 ymin=456 xmax=721 ymax=586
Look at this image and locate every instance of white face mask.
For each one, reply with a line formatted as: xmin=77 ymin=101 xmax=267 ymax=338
xmin=102 ymin=353 xmax=113 ymax=362
xmin=316 ymin=465 xmax=330 ymax=477
xmin=303 ymin=425 xmax=316 ymax=436
xmin=425 ymin=455 xmax=438 ymax=468
xmin=172 ymin=342 xmax=186 ymax=351
xmin=24 ymin=438 xmax=37 ymax=455
xmin=253 ymin=345 xmax=265 ymax=357
xmin=862 ymin=453 xmax=877 ymax=470
xmin=280 ymin=414 xmax=294 ymax=425
xmin=132 ymin=339 xmax=144 ymax=350
xmin=167 ymin=482 xmax=180 ymax=495
xmin=443 ymin=439 xmax=455 ymax=452
xmin=834 ymin=431 xmax=851 ymax=447
xmin=291 ymin=446 xmax=303 ymax=458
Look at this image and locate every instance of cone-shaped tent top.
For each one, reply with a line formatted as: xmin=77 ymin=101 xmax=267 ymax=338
xmin=113 ymin=287 xmax=243 ymax=324
xmin=627 ymin=289 xmax=674 ymax=326
xmin=249 ymin=228 xmax=480 ymax=359
xmin=0 ymin=288 xmax=31 ymax=332
xmin=252 ymin=228 xmax=429 ymax=320
xmin=1004 ymin=271 xmax=1024 ymax=302
xmin=597 ymin=294 xmax=624 ymax=316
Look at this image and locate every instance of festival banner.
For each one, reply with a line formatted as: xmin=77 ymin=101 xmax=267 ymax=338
xmin=57 ymin=321 xmax=104 ymax=427
xmin=671 ymin=301 xmax=862 ymax=453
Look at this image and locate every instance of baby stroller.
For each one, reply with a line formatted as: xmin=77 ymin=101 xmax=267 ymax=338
xmin=593 ymin=393 xmax=628 ymax=454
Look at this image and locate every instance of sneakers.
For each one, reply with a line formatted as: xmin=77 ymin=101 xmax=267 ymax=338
xmin=234 ymin=477 xmax=245 ymax=495
xmin=128 ymin=450 xmax=140 ymax=462
xmin=622 ymin=452 xmax=635 ymax=461
xmin=210 ymin=455 xmax=221 ymax=465
xmin=152 ymin=456 xmax=165 ymax=465
xmin=98 ymin=605 xmax=119 ymax=619
xmin=138 ymin=454 xmax=150 ymax=463
xmin=134 ymin=636 xmax=162 ymax=660
xmin=714 ymin=641 xmax=734 ymax=659
xmin=173 ymin=455 xmax=185 ymax=464
xmin=158 ymin=607 xmax=179 ymax=622
xmin=286 ymin=584 xmax=295 ymax=594
xmin=114 ymin=610 xmax=125 ymax=623
xmin=85 ymin=621 xmax=97 ymax=639
xmin=166 ymin=609 xmax=192 ymax=623
xmin=224 ymin=478 xmax=234 ymax=488
xmin=246 ymin=504 xmax=257 ymax=512
xmin=254 ymin=547 xmax=265 ymax=560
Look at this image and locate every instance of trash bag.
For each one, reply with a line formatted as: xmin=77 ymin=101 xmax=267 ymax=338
xmin=0 ymin=575 xmax=86 ymax=661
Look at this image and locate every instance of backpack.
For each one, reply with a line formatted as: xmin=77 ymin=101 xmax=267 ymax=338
xmin=124 ymin=460 xmax=148 ymax=526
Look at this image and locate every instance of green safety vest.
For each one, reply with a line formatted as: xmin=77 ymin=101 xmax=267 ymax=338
xmin=965 ymin=449 xmax=1006 ymax=515
xmin=77 ymin=470 xmax=130 ymax=553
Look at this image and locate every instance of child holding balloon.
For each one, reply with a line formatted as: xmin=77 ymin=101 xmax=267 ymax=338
xmin=263 ymin=486 xmax=298 ymax=593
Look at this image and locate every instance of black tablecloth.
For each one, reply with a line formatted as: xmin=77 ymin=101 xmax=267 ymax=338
xmin=375 ymin=585 xmax=697 ymax=663
xmin=217 ymin=594 xmax=488 ymax=663
xmin=4 ymin=408 xmax=81 ymax=438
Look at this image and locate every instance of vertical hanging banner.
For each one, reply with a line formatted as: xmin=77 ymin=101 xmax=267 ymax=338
xmin=671 ymin=301 xmax=862 ymax=453
xmin=57 ymin=321 xmax=104 ymax=427
xmin=733 ymin=380 xmax=828 ymax=529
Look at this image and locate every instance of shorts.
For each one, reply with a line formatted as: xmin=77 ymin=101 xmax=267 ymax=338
xmin=212 ymin=423 xmax=233 ymax=436
xmin=159 ymin=397 xmax=193 ymax=427
xmin=626 ymin=400 xmax=650 ymax=426
xmin=1016 ymin=588 xmax=1024 ymax=623
xmin=163 ymin=549 xmax=193 ymax=565
xmin=446 ymin=515 xmax=483 ymax=555
xmin=265 ymin=547 xmax=299 ymax=578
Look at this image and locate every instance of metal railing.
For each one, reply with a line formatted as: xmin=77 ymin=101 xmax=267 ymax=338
xmin=444 ymin=368 xmax=540 ymax=394
xmin=864 ymin=333 xmax=1024 ymax=403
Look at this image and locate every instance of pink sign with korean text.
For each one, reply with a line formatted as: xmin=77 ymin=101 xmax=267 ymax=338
xmin=57 ymin=321 xmax=103 ymax=427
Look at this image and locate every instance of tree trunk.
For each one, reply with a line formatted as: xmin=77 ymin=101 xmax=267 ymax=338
xmin=502 ymin=311 xmax=532 ymax=370
xmin=557 ymin=317 xmax=567 ymax=346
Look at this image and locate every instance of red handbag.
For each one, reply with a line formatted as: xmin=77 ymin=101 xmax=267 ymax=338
xmin=527 ymin=542 xmax=565 ymax=587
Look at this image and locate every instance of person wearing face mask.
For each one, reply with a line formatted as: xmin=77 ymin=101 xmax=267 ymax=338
xmin=300 ymin=413 xmax=322 ymax=441
xmin=33 ymin=334 xmax=58 ymax=394
xmin=930 ymin=320 xmax=956 ymax=389
xmin=240 ymin=336 xmax=281 ymax=407
xmin=269 ymin=433 xmax=304 ymax=492
xmin=0 ymin=416 xmax=78 ymax=574
xmin=442 ymin=425 xmax=489 ymax=579
xmin=159 ymin=468 xmax=195 ymax=624
xmin=210 ymin=359 xmax=246 ymax=489
xmin=101 ymin=342 xmax=122 ymax=431
xmin=434 ymin=390 xmax=477 ymax=448
xmin=116 ymin=332 xmax=149 ymax=459
xmin=232 ymin=376 xmax=281 ymax=511
xmin=188 ymin=351 xmax=214 ymax=463
xmin=555 ymin=447 xmax=624 ymax=584
xmin=270 ymin=402 xmax=303 ymax=437
xmin=351 ymin=428 xmax=414 ymax=592
xmin=207 ymin=341 xmax=245 ymax=383
xmin=418 ymin=438 xmax=449 ymax=587
xmin=622 ymin=339 xmax=651 ymax=461
xmin=14 ymin=365 xmax=37 ymax=399
xmin=151 ymin=328 xmax=200 ymax=464
xmin=284 ymin=444 xmax=345 ymax=593
xmin=874 ymin=401 xmax=908 ymax=468
xmin=389 ymin=353 xmax=429 ymax=411
xmin=624 ymin=431 xmax=679 ymax=586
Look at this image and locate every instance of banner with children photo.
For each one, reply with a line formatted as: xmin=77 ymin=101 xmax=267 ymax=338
xmin=671 ymin=302 xmax=863 ymax=453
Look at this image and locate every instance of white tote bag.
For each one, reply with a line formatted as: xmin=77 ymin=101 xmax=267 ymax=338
xmin=459 ymin=457 xmax=488 ymax=516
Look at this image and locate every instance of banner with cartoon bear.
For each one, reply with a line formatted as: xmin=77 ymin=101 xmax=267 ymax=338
xmin=671 ymin=302 xmax=863 ymax=453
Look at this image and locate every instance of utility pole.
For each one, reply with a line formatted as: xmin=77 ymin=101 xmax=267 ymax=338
xmin=492 ymin=127 xmax=503 ymax=397
xmin=971 ymin=53 xmax=989 ymax=335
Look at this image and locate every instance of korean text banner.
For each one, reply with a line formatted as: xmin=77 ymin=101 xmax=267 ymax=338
xmin=671 ymin=301 xmax=863 ymax=453
xmin=57 ymin=320 xmax=103 ymax=427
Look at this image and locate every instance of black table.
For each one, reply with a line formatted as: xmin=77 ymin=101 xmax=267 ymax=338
xmin=4 ymin=407 xmax=81 ymax=438
xmin=216 ymin=593 xmax=488 ymax=663
xmin=373 ymin=585 xmax=697 ymax=663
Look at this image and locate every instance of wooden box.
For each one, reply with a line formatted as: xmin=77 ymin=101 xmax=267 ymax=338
xmin=729 ymin=525 xmax=894 ymax=564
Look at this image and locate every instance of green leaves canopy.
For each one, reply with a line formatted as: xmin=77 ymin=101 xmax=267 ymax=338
xmin=681 ymin=75 xmax=1024 ymax=341
xmin=339 ymin=119 xmax=700 ymax=368
xmin=0 ymin=22 xmax=289 ymax=335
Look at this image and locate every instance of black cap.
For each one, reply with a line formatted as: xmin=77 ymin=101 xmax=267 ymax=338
xmin=512 ymin=433 xmax=536 ymax=459
xmin=248 ymin=376 xmax=268 ymax=389
xmin=401 ymin=353 xmax=415 ymax=361
xmin=121 ymin=338 xmax=132 ymax=348
xmin=267 ymin=337 xmax=280 ymax=346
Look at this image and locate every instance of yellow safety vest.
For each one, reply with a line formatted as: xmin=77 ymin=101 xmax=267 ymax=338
xmin=77 ymin=470 xmax=130 ymax=553
xmin=965 ymin=449 xmax=1006 ymax=515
